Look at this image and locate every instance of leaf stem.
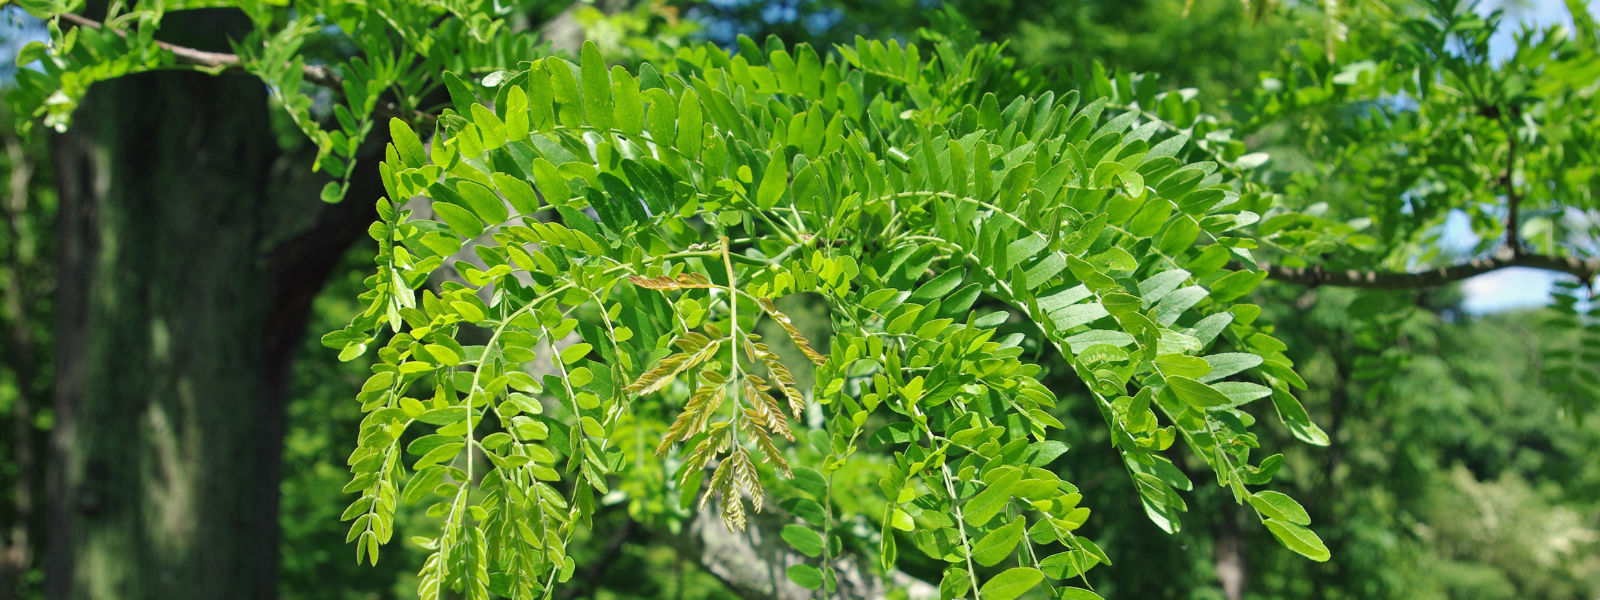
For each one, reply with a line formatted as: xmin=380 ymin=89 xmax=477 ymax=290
xmin=939 ymin=464 xmax=983 ymax=600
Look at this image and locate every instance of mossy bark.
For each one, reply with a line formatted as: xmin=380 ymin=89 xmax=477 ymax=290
xmin=44 ymin=12 xmax=379 ymax=598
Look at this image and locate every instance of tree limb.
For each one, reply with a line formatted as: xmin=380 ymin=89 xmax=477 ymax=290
xmin=57 ymin=12 xmax=339 ymax=87
xmin=56 ymin=12 xmax=431 ymax=124
xmin=1258 ymin=251 xmax=1600 ymax=289
xmin=670 ymin=500 xmax=938 ymax=600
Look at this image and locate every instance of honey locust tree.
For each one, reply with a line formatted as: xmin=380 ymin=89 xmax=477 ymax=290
xmin=315 ymin=35 xmax=1340 ymax=599
xmin=10 ymin=1 xmax=1600 ymax=600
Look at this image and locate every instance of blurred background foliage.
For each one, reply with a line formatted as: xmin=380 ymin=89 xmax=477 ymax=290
xmin=0 ymin=0 xmax=1596 ymax=599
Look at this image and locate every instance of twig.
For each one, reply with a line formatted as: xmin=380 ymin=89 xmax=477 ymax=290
xmin=56 ymin=12 xmax=430 ymax=124
xmin=57 ymin=12 xmax=340 ymax=87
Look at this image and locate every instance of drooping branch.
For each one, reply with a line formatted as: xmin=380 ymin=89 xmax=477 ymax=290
xmin=1259 ymin=252 xmax=1600 ymax=289
xmin=56 ymin=12 xmax=433 ymax=124
xmin=57 ymin=12 xmax=339 ymax=87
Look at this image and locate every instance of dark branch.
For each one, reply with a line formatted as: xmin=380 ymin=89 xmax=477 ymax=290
xmin=1259 ymin=252 xmax=1600 ymax=289
xmin=1501 ymin=115 xmax=1524 ymax=256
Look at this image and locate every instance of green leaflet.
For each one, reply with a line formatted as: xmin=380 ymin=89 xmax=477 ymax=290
xmin=611 ymin=66 xmax=644 ymax=136
xmin=971 ymin=518 xmax=1024 ymax=566
xmin=1057 ymin=588 xmax=1107 ymax=600
xmin=979 ymin=567 xmax=1043 ymax=600
xmin=757 ymin=156 xmax=787 ymax=209
xmin=1152 ymin=285 xmax=1207 ymax=326
xmin=389 ymin=119 xmax=426 ymax=168
xmin=964 ymin=470 xmax=1022 ymax=527
xmin=1210 ymin=269 xmax=1269 ymax=302
xmin=491 ymin=173 xmax=540 ymax=215
xmin=528 ymin=61 xmax=556 ymax=131
xmin=431 ymin=203 xmax=484 ymax=238
xmin=1039 ymin=551 xmax=1100 ymax=580
xmin=1154 ymin=354 xmax=1211 ymax=379
xmin=1272 ymin=385 xmax=1330 ymax=446
xmin=1264 ymin=520 xmax=1331 ymax=562
xmin=469 ymin=104 xmax=507 ymax=151
xmin=580 ymin=41 xmax=612 ymax=131
xmin=940 ymin=568 xmax=971 ymax=600
xmin=1249 ymin=491 xmax=1311 ymax=525
xmin=442 ymin=71 xmax=477 ymax=113
xmin=1210 ymin=381 xmax=1272 ymax=409
xmin=455 ymin=180 xmax=509 ymax=225
xmin=677 ymin=89 xmax=703 ymax=159
xmin=780 ymin=524 xmax=824 ymax=557
xmin=786 ymin=564 xmax=823 ymax=590
xmin=1199 ymin=352 xmax=1262 ymax=382
xmin=504 ymin=85 xmax=530 ymax=142
xmin=1165 ymin=376 xmax=1233 ymax=408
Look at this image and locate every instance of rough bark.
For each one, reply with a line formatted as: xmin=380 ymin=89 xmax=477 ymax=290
xmin=45 ymin=10 xmax=378 ymax=599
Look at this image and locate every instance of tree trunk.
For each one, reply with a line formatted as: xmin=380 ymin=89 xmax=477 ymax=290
xmin=44 ymin=21 xmax=379 ymax=599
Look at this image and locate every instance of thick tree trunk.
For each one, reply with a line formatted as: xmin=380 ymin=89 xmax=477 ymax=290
xmin=45 ymin=33 xmax=378 ymax=600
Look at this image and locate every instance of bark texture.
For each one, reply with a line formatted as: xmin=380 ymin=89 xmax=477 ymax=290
xmin=45 ymin=11 xmax=378 ymax=599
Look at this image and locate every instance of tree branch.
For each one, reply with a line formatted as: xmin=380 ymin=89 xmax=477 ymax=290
xmin=57 ymin=12 xmax=339 ymax=87
xmin=670 ymin=500 xmax=937 ymax=600
xmin=1501 ymin=113 xmax=1524 ymax=257
xmin=56 ymin=12 xmax=432 ymax=125
xmin=1259 ymin=251 xmax=1600 ymax=289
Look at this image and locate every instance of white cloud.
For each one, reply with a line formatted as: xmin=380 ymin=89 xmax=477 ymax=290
xmin=1461 ymin=267 xmax=1559 ymax=314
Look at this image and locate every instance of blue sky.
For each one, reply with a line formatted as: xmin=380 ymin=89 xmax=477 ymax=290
xmin=1448 ymin=0 xmax=1599 ymax=313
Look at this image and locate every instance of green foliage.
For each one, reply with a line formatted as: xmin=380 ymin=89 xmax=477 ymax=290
xmin=281 ymin=246 xmax=425 ymax=600
xmin=307 ymin=25 xmax=1335 ymax=596
xmin=4 ymin=0 xmax=688 ymax=204
xmin=1249 ymin=287 xmax=1600 ymax=600
xmin=1238 ymin=0 xmax=1600 ymax=249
